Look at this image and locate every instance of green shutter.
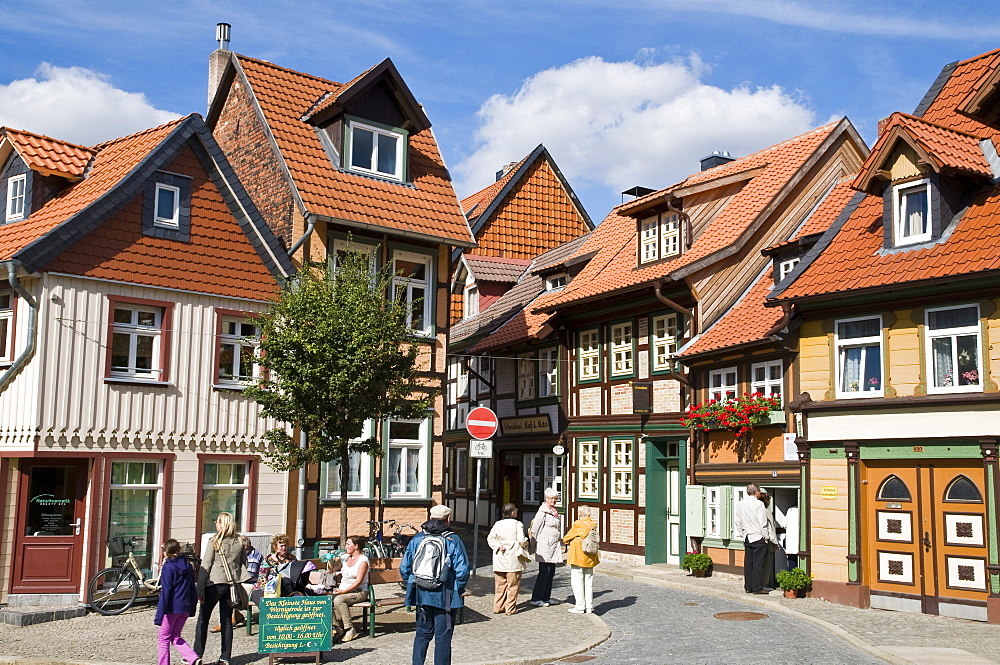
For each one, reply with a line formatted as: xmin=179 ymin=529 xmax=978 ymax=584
xmin=685 ymin=485 xmax=705 ymax=537
xmin=721 ymin=486 xmax=734 ymax=539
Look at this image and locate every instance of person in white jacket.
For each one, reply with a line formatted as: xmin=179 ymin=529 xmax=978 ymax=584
xmin=487 ymin=503 xmax=530 ymax=615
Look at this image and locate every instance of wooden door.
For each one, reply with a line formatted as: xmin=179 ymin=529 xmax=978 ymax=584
xmin=13 ymin=459 xmax=90 ymax=593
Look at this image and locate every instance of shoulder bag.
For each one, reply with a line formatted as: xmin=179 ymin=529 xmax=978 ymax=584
xmin=216 ymin=539 xmax=249 ymax=611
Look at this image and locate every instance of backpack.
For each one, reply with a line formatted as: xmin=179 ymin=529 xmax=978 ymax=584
xmin=581 ymin=523 xmax=599 ymax=555
xmin=411 ymin=531 xmax=453 ymax=591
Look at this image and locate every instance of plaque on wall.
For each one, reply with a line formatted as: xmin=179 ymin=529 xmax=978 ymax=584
xmin=632 ymin=382 xmax=652 ymax=414
xmin=499 ymin=415 xmax=552 ymax=436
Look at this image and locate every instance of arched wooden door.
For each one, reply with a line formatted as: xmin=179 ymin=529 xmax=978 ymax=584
xmin=863 ymin=461 xmax=989 ymax=621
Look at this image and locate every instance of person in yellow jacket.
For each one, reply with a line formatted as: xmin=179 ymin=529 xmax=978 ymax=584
xmin=562 ymin=506 xmax=599 ymax=614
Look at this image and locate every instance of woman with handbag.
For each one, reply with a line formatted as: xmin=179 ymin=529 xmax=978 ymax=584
xmin=194 ymin=512 xmax=247 ymax=665
xmin=487 ymin=503 xmax=530 ymax=615
xmin=529 ymin=488 xmax=564 ymax=607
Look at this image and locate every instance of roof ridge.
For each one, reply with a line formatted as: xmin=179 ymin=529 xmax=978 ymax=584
xmin=954 ymin=47 xmax=1000 ymax=68
xmin=90 ymin=114 xmax=190 ymax=151
xmin=2 ymin=127 xmax=94 ymax=154
xmin=235 ymin=53 xmax=342 ymax=87
xmin=892 ymin=112 xmax=985 ymax=139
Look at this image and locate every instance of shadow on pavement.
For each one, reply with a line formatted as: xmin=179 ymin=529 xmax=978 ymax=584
xmin=594 ymin=595 xmax=637 ymax=613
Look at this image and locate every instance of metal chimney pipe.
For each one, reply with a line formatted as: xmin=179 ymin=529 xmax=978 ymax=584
xmin=216 ymin=23 xmax=231 ymax=51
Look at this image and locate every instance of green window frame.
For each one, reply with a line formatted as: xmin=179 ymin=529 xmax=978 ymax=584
xmin=577 ymin=438 xmax=602 ymax=501
xmin=609 ymin=320 xmax=635 ymax=379
xmin=608 ymin=437 xmax=635 ymax=503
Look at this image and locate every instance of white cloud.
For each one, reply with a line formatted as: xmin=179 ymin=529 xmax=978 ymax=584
xmin=456 ymin=55 xmax=819 ymax=204
xmin=0 ymin=63 xmax=179 ymax=146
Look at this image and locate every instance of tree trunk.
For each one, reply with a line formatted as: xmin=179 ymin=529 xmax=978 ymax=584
xmin=340 ymin=442 xmax=349 ymax=548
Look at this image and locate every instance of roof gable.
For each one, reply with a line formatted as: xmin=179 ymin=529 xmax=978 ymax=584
xmin=0 ymin=128 xmax=94 ymax=181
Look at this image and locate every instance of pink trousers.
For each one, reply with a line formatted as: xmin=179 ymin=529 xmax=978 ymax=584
xmin=158 ymin=612 xmax=198 ymax=665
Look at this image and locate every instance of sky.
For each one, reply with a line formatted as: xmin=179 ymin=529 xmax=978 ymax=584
xmin=2 ymin=1 xmax=999 ymax=222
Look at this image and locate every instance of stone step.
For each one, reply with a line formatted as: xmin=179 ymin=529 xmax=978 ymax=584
xmin=0 ymin=605 xmax=87 ymax=627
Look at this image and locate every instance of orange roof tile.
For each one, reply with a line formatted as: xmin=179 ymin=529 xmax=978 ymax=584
xmin=461 ymin=157 xmax=525 ymax=217
xmin=2 ymin=128 xmax=94 ymax=180
xmin=235 ymin=56 xmax=473 ymax=246
xmin=538 ymin=121 xmax=845 ymax=312
xmin=680 ymin=268 xmax=782 ymax=357
xmin=763 ymin=178 xmax=860 ymax=254
xmin=919 ymin=49 xmax=1000 ymax=138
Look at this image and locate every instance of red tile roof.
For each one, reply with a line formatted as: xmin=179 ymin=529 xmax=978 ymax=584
xmin=461 ymin=157 xmax=524 ymax=217
xmin=762 ymin=178 xmax=859 ymax=254
xmin=464 ymin=255 xmax=532 ymax=282
xmin=538 ymin=121 xmax=846 ymax=311
xmin=919 ymin=49 xmax=1000 ymax=138
xmin=679 ymin=268 xmax=782 ymax=357
xmin=235 ymin=56 xmax=473 ymax=246
xmin=1 ymin=128 xmax=94 ymax=180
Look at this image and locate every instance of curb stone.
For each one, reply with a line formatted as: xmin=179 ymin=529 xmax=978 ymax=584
xmin=459 ymin=614 xmax=610 ymax=665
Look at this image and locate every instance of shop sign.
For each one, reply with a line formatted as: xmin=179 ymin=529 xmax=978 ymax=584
xmin=632 ymin=381 xmax=652 ymax=414
xmin=500 ymin=415 xmax=551 ymax=436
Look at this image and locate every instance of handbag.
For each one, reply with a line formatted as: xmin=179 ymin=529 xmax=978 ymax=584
xmin=215 ymin=539 xmax=248 ymax=611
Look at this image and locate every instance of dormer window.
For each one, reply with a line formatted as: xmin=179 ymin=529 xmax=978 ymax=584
xmin=545 ymin=273 xmax=567 ymax=291
xmin=893 ymin=179 xmax=931 ymax=245
xmin=463 ymin=282 xmax=479 ymax=319
xmin=347 ymin=120 xmax=405 ymax=181
xmin=778 ymin=257 xmax=800 ymax=281
xmin=638 ymin=212 xmax=681 ymax=264
xmin=5 ymin=174 xmax=26 ymax=222
xmin=154 ymin=183 xmax=180 ymax=228
xmin=143 ymin=172 xmax=191 ymax=242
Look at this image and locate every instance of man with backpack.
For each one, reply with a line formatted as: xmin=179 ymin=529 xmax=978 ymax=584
xmin=400 ymin=504 xmax=470 ymax=665
xmin=562 ymin=505 xmax=600 ymax=614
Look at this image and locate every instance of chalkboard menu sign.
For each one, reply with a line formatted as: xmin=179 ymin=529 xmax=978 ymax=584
xmin=259 ymin=596 xmax=333 ymax=653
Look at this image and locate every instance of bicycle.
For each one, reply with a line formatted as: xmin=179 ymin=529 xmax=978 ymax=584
xmin=390 ymin=523 xmax=419 ymax=555
xmin=366 ymin=519 xmax=399 ymax=559
xmin=87 ymin=536 xmax=163 ymax=615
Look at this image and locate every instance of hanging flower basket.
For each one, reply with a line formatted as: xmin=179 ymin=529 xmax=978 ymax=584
xmin=680 ymin=393 xmax=783 ymax=437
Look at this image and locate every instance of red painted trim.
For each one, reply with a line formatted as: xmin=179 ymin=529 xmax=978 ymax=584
xmin=105 ymin=295 xmax=175 ymax=382
xmin=0 ymin=457 xmax=8 ymax=596
xmin=195 ymin=454 xmax=260 ymax=547
xmin=0 ymin=450 xmax=96 ymax=458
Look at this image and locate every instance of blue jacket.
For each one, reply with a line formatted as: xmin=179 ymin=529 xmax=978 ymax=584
xmin=400 ymin=519 xmax=470 ymax=609
xmin=155 ymin=555 xmax=197 ymax=625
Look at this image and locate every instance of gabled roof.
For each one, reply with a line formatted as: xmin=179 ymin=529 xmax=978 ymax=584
xmin=679 ymin=268 xmax=781 ymax=358
xmin=917 ymin=48 xmax=1000 ymax=138
xmin=208 ymin=54 xmax=473 ymax=247
xmin=854 ymin=113 xmax=992 ymax=192
xmin=463 ymin=255 xmax=531 ymax=283
xmin=537 ymin=120 xmax=859 ymax=312
xmin=0 ymin=128 xmax=94 ymax=181
xmin=0 ymin=115 xmax=294 ymax=283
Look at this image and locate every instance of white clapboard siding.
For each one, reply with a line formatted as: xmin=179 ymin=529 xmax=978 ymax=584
xmin=0 ymin=275 xmax=43 ymax=451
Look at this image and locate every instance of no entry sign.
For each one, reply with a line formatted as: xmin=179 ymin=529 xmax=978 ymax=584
xmin=466 ymin=406 xmax=498 ymax=440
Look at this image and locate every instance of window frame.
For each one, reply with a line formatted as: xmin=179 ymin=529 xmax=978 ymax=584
xmin=322 ymin=420 xmax=375 ymax=499
xmin=925 ymin=304 xmax=982 ymax=394
xmin=638 ymin=212 xmax=682 ymax=264
xmin=893 ymin=178 xmax=932 ymax=246
xmin=198 ymin=456 xmax=256 ymax=534
xmin=454 ymin=447 xmax=469 ymax=493
xmin=660 ymin=213 xmax=681 ymax=258
xmin=577 ymin=439 xmax=601 ymax=501
xmin=153 ymin=183 xmax=180 ymax=228
xmin=345 ymin=118 xmax=407 ymax=182
xmin=750 ymin=359 xmax=783 ymax=400
xmin=651 ymin=312 xmax=679 ymax=373
xmin=609 ymin=320 xmax=635 ymax=378
xmin=778 ymin=258 xmax=800 ymax=281
xmin=538 ymin=347 xmax=559 ymax=398
xmin=463 ymin=282 xmax=479 ymax=319
xmin=105 ymin=295 xmax=174 ymax=384
xmin=545 ymin=273 xmax=567 ymax=291
xmin=523 ymin=453 xmax=542 ymax=505
xmin=107 ymin=459 xmax=164 ymax=573
xmin=834 ymin=315 xmax=883 ymax=399
xmin=578 ymin=328 xmax=601 ymax=383
xmin=384 ymin=417 xmax=431 ymax=498
xmin=609 ymin=438 xmax=635 ymax=502
xmin=0 ymin=290 xmax=16 ymax=365
xmin=5 ymin=173 xmax=26 ymax=222
xmin=391 ymin=249 xmax=434 ymax=337
xmin=708 ymin=366 xmax=738 ymax=402
xmin=517 ymin=352 xmax=536 ymax=401
xmin=142 ymin=172 xmax=191 ymax=242
xmin=214 ymin=309 xmax=261 ymax=389
xmin=329 ymin=235 xmax=380 ymax=276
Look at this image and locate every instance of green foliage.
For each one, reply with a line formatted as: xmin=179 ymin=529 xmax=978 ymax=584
xmin=245 ymin=246 xmax=434 ymax=473
xmin=681 ymin=551 xmax=713 ymax=572
xmin=775 ymin=567 xmax=812 ymax=591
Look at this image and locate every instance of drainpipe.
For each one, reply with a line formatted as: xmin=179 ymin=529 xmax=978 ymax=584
xmin=652 ymin=281 xmax=696 ymax=336
xmin=295 ymin=429 xmax=308 ymax=559
xmin=665 ymin=198 xmax=693 ymax=249
xmin=287 ymin=213 xmax=317 ymax=260
xmin=765 ymin=303 xmax=797 ymax=339
xmin=0 ymin=260 xmax=38 ymax=393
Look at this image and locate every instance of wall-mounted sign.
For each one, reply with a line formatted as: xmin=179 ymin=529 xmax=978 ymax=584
xmin=821 ymin=486 xmax=838 ymax=499
xmin=500 ymin=415 xmax=552 ymax=436
xmin=783 ymin=433 xmax=797 ymax=461
xmin=552 ymin=444 xmax=565 ymax=456
xmin=632 ymin=381 xmax=652 ymax=414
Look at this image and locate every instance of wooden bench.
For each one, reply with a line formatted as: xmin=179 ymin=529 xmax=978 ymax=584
xmin=362 ymin=567 xmax=408 ymax=638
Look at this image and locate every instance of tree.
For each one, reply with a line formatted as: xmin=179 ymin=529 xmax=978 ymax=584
xmin=245 ymin=248 xmax=433 ymax=545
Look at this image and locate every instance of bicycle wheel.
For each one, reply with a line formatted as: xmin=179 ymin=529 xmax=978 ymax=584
xmin=88 ymin=567 xmax=139 ymax=615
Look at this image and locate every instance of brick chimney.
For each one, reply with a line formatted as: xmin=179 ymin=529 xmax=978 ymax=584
xmin=208 ymin=23 xmax=232 ymax=110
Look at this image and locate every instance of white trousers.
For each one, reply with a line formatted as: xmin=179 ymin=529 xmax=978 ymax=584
xmin=569 ymin=565 xmax=594 ymax=610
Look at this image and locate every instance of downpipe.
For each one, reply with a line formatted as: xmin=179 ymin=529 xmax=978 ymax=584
xmin=0 ymin=260 xmax=38 ymax=394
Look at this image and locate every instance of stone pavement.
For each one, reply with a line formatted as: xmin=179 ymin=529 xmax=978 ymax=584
xmin=597 ymin=560 xmax=1000 ymax=665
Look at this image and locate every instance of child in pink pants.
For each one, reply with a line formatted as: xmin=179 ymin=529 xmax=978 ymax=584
xmin=155 ymin=539 xmax=201 ymax=665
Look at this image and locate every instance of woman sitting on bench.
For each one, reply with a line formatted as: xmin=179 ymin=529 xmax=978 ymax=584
xmin=327 ymin=535 xmax=370 ymax=643
xmin=251 ymin=534 xmax=316 ymax=603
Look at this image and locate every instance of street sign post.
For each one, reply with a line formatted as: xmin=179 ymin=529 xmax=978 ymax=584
xmin=465 ymin=408 xmax=498 ymax=577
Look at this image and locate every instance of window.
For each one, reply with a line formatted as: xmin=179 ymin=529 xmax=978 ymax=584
xmin=108 ymin=461 xmax=162 ymax=572
xmin=153 ymin=183 xmax=179 ymax=228
xmin=455 ymin=448 xmax=468 ymax=492
xmin=893 ymin=179 xmax=931 ymax=245
xmin=778 ymin=258 xmax=800 ymax=281
xmin=835 ymin=316 xmax=882 ymax=397
xmin=387 ymin=418 xmax=428 ymax=497
xmin=523 ymin=454 xmax=541 ymax=504
xmin=706 ymin=487 xmax=721 ymax=538
xmin=517 ymin=353 xmax=535 ymax=400
xmin=110 ymin=304 xmax=165 ymax=381
xmin=392 ymin=251 xmax=433 ymax=335
xmin=610 ymin=439 xmax=633 ymax=500
xmin=348 ymin=120 xmax=404 ymax=180
xmin=639 ymin=213 xmax=682 ymax=264
xmin=330 ymin=238 xmax=378 ymax=276
xmin=652 ymin=313 xmax=679 ymax=372
xmin=750 ymin=360 xmax=782 ymax=400
xmin=5 ymin=174 xmax=25 ymax=222
xmin=640 ymin=217 xmax=659 ymax=263
xmin=545 ymin=273 xmax=567 ymax=291
xmin=539 ymin=348 xmax=559 ymax=398
xmin=708 ymin=366 xmax=737 ymax=401
xmin=202 ymin=462 xmax=248 ymax=532
xmin=610 ymin=322 xmax=634 ymax=377
xmin=876 ymin=475 xmax=911 ymax=502
xmin=926 ymin=305 xmax=981 ymax=393
xmin=578 ymin=440 xmax=600 ymax=500
xmin=324 ymin=421 xmax=373 ymax=498
xmin=0 ymin=291 xmax=14 ymax=364
xmin=217 ymin=316 xmax=260 ymax=386
xmin=578 ymin=329 xmax=600 ymax=381
xmin=660 ymin=214 xmax=681 ymax=257
xmin=944 ymin=475 xmax=982 ymax=503
xmin=545 ymin=454 xmax=564 ymax=506
xmin=463 ymin=283 xmax=479 ymax=319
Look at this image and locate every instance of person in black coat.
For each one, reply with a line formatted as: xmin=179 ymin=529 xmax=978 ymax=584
xmin=155 ymin=539 xmax=200 ymax=665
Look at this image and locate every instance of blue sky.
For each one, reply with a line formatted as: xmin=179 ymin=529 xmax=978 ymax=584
xmin=2 ymin=1 xmax=999 ymax=221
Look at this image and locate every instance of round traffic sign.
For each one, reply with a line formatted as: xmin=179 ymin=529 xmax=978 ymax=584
xmin=466 ymin=406 xmax=498 ymax=440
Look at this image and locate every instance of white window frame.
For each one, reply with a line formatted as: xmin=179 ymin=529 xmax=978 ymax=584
xmin=778 ymin=258 xmax=800 ymax=281
xmin=217 ymin=316 xmax=260 ymax=387
xmin=610 ymin=438 xmax=634 ymax=500
xmin=706 ymin=487 xmax=721 ymax=538
xmin=202 ymin=461 xmax=249 ymax=532
xmin=925 ymin=304 xmax=982 ymax=394
xmin=610 ymin=322 xmax=633 ymax=377
xmin=578 ymin=440 xmax=600 ymax=500
xmin=386 ymin=418 xmax=429 ymax=498
xmin=523 ymin=453 xmax=541 ymax=504
xmin=5 ymin=174 xmax=26 ymax=222
xmin=893 ymin=178 xmax=932 ymax=245
xmin=391 ymin=250 xmax=433 ymax=336
xmin=652 ymin=313 xmax=679 ymax=372
xmin=579 ymin=329 xmax=600 ymax=380
xmin=463 ymin=282 xmax=479 ymax=319
xmin=750 ymin=359 xmax=783 ymax=400
xmin=539 ymin=348 xmax=559 ymax=398
xmin=110 ymin=305 xmax=163 ymax=380
xmin=660 ymin=213 xmax=681 ymax=258
xmin=545 ymin=273 xmax=567 ymax=291
xmin=544 ymin=454 xmax=564 ymax=507
xmin=732 ymin=487 xmax=748 ymax=540
xmin=0 ymin=291 xmax=14 ymax=364
xmin=107 ymin=460 xmax=163 ymax=573
xmin=153 ymin=183 xmax=180 ymax=228
xmin=348 ymin=120 xmax=404 ymax=181
xmin=457 ymin=358 xmax=470 ymax=398
xmin=640 ymin=217 xmax=659 ymax=263
xmin=835 ymin=315 xmax=883 ymax=398
xmin=455 ymin=447 xmax=469 ymax=492
xmin=324 ymin=421 xmax=374 ymax=498
xmin=330 ymin=238 xmax=378 ymax=276
xmin=517 ymin=353 xmax=535 ymax=400
xmin=708 ymin=366 xmax=738 ymax=402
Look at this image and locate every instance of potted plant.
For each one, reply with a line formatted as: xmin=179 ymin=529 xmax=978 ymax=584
xmin=681 ymin=393 xmax=782 ymax=437
xmin=681 ymin=551 xmax=713 ymax=577
xmin=775 ymin=567 xmax=812 ymax=598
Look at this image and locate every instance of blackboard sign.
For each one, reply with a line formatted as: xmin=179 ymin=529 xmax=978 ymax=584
xmin=259 ymin=595 xmax=333 ymax=653
xmin=632 ymin=381 xmax=652 ymax=414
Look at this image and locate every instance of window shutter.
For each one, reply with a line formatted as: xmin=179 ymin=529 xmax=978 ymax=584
xmin=685 ymin=485 xmax=705 ymax=537
xmin=721 ymin=486 xmax=734 ymax=539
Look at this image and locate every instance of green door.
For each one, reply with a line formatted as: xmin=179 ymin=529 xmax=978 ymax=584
xmin=645 ymin=438 xmax=685 ymax=565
